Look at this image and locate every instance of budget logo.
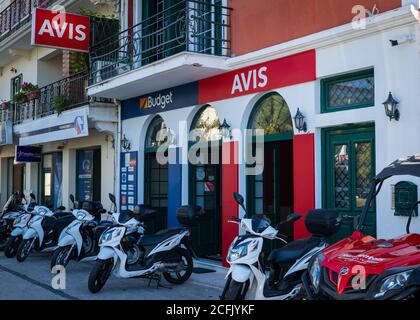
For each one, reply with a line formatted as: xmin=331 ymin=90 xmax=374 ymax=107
xmin=139 ymin=92 xmax=174 ymax=111
xmin=140 ymin=98 xmax=149 ymax=109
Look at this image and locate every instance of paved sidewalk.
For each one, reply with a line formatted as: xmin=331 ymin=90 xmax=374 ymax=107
xmin=0 ymin=253 xmax=227 ymax=300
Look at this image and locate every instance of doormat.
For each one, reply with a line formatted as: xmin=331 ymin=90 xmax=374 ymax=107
xmin=193 ymin=267 xmax=217 ymax=274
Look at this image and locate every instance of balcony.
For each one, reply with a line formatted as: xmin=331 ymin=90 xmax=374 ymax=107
xmin=1 ymin=71 xmax=114 ymax=121
xmin=0 ymin=72 xmax=118 ymax=145
xmin=88 ymin=0 xmax=232 ymax=100
xmin=0 ymin=0 xmax=50 ymax=42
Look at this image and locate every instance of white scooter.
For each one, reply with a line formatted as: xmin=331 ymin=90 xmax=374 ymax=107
xmin=3 ymin=201 xmax=37 ymax=258
xmin=221 ymin=193 xmax=341 ymax=300
xmin=1 ymin=193 xmax=37 ymax=251
xmin=88 ymin=204 xmax=201 ymax=293
xmin=51 ymin=195 xmax=114 ymax=269
xmin=16 ymin=206 xmax=73 ymax=262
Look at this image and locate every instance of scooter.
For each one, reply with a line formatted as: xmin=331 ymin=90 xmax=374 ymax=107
xmin=0 ymin=193 xmax=37 ymax=251
xmin=50 ymin=195 xmax=113 ymax=269
xmin=15 ymin=205 xmax=73 ymax=262
xmin=221 ymin=192 xmax=341 ymax=300
xmin=88 ymin=203 xmax=202 ymax=293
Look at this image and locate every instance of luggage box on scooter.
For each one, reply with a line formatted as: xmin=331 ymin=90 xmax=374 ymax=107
xmin=176 ymin=206 xmax=205 ymax=226
xmin=132 ymin=205 xmax=157 ymax=222
xmin=304 ymin=209 xmax=341 ymax=237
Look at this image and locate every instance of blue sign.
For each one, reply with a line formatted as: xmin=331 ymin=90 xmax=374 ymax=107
xmin=120 ymin=152 xmax=138 ymax=212
xmin=77 ymin=150 xmax=94 ymax=201
xmin=15 ymin=146 xmax=42 ymax=163
xmin=121 ymin=82 xmax=199 ymax=120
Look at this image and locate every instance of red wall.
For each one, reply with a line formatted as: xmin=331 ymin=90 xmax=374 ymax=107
xmin=229 ymin=0 xmax=401 ymax=55
xmin=221 ymin=141 xmax=239 ymax=267
xmin=293 ymin=134 xmax=315 ymax=239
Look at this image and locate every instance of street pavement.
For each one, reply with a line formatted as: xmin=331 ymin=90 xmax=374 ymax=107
xmin=0 ymin=252 xmax=226 ymax=300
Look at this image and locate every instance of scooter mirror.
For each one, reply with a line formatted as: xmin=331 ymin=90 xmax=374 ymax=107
xmin=69 ymin=194 xmax=75 ymax=203
xmin=286 ymin=213 xmax=302 ymax=224
xmin=233 ymin=192 xmax=244 ymax=206
xmin=30 ymin=193 xmax=36 ymax=201
xmin=109 ymin=193 xmax=116 ymax=205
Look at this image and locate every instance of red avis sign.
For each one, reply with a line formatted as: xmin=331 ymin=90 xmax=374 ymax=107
xmin=199 ymin=50 xmax=316 ymax=104
xmin=32 ymin=8 xmax=90 ymax=52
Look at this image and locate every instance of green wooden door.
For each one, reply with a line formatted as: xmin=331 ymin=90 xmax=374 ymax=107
xmin=190 ymin=145 xmax=222 ymax=259
xmin=323 ymin=124 xmax=376 ymax=242
xmin=144 ymin=152 xmax=168 ymax=234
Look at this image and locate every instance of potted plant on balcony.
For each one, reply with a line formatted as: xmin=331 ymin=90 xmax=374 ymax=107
xmin=13 ymin=89 xmax=28 ymax=104
xmin=53 ymin=95 xmax=68 ymax=115
xmin=22 ymin=82 xmax=41 ymax=101
xmin=1 ymin=99 xmax=10 ymax=110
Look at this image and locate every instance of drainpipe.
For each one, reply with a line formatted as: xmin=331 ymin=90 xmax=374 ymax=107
xmin=115 ymin=98 xmax=121 ymax=211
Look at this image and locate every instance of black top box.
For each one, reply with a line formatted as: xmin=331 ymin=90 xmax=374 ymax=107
xmin=176 ymin=206 xmax=205 ymax=226
xmin=305 ymin=209 xmax=341 ymax=237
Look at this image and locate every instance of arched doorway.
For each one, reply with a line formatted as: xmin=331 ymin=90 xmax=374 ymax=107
xmin=189 ymin=105 xmax=222 ymax=260
xmin=247 ymin=93 xmax=295 ymax=242
xmin=144 ymin=116 xmax=169 ymax=233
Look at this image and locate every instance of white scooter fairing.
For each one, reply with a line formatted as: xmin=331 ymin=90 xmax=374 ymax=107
xmin=57 ymin=209 xmax=94 ymax=256
xmin=23 ymin=206 xmax=55 ymax=248
xmin=10 ymin=213 xmax=32 ymax=237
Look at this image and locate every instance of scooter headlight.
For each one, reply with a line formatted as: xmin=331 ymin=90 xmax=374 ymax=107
xmin=227 ymin=241 xmax=251 ymax=262
xmin=13 ymin=216 xmax=22 ymax=226
xmin=374 ymin=270 xmax=413 ymax=299
xmin=309 ymin=254 xmax=325 ymax=292
xmin=99 ymin=227 xmax=125 ymax=245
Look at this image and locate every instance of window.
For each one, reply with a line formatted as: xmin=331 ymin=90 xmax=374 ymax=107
xmin=321 ymin=69 xmax=375 ymax=113
xmin=145 ymin=116 xmax=168 ymax=149
xmin=10 ymin=74 xmax=23 ymax=100
xmin=191 ymin=105 xmax=221 ymax=142
xmin=249 ymin=93 xmax=293 ymax=138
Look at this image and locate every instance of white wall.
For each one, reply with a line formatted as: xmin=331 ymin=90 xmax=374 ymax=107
xmin=0 ymin=47 xmax=60 ymax=100
xmin=316 ymin=23 xmax=420 ymax=237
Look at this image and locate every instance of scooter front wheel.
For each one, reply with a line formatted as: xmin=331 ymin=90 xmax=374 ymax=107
xmin=4 ymin=236 xmax=21 ymax=258
xmin=51 ymin=246 xmax=73 ymax=270
xmin=223 ymin=278 xmax=248 ymax=301
xmin=16 ymin=239 xmax=33 ymax=262
xmin=88 ymin=259 xmax=113 ymax=293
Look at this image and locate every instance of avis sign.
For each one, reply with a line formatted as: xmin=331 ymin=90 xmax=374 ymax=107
xmin=198 ymin=50 xmax=316 ymax=104
xmin=32 ymin=8 xmax=90 ymax=52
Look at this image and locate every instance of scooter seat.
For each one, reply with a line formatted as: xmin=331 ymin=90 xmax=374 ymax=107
xmin=268 ymin=237 xmax=323 ymax=265
xmin=140 ymin=228 xmax=185 ymax=246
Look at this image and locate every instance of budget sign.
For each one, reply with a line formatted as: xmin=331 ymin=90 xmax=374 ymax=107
xmin=31 ymin=8 xmax=90 ymax=52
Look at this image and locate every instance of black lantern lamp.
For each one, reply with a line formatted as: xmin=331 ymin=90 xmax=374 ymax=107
xmin=383 ymin=92 xmax=400 ymax=121
xmin=220 ymin=118 xmax=232 ymax=140
xmin=294 ymin=108 xmax=307 ymax=133
xmin=121 ymin=134 xmax=131 ymax=151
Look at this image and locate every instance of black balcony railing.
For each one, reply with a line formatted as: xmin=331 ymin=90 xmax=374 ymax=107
xmin=1 ymin=72 xmax=88 ymax=124
xmin=0 ymin=0 xmax=51 ymax=43
xmin=90 ymin=0 xmax=232 ymax=84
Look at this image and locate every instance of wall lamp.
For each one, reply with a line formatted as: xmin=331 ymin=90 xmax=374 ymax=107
xmin=293 ymin=108 xmax=307 ymax=133
xmin=383 ymin=92 xmax=400 ymax=121
xmin=220 ymin=118 xmax=232 ymax=140
xmin=121 ymin=134 xmax=131 ymax=151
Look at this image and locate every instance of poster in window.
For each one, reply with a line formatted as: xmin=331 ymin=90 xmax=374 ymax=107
xmin=120 ymin=152 xmax=138 ymax=213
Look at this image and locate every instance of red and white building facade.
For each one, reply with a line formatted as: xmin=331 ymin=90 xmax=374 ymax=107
xmin=88 ymin=0 xmax=420 ymax=266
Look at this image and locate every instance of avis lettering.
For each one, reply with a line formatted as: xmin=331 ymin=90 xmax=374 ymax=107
xmin=231 ymin=66 xmax=268 ymax=95
xmin=38 ymin=19 xmax=87 ymax=41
